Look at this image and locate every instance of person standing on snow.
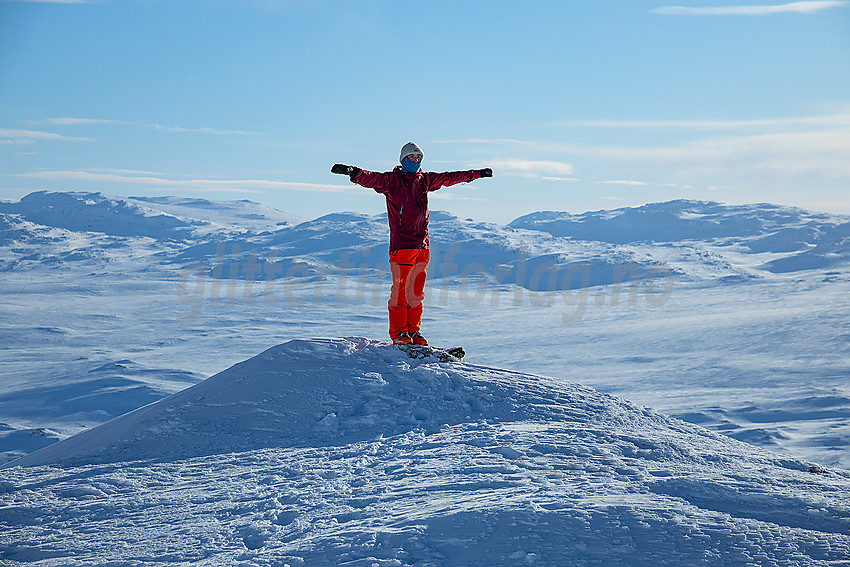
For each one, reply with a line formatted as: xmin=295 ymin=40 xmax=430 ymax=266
xmin=332 ymin=142 xmax=493 ymax=346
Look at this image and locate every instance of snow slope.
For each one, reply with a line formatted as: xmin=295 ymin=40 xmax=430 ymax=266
xmin=3 ymin=337 xmax=849 ymax=566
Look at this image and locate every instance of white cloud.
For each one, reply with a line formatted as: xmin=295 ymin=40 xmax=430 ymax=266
xmin=652 ymin=1 xmax=848 ymax=16
xmin=149 ymin=124 xmax=259 ymax=136
xmin=433 ymin=138 xmax=528 ymax=145
xmin=482 ymin=159 xmax=577 ymax=180
xmin=557 ymin=112 xmax=850 ymax=130
xmin=423 ymin=112 xmax=850 ymax=183
xmin=45 ymin=118 xmax=119 ymax=126
xmin=14 ymin=169 xmax=352 ymax=194
xmin=89 ymin=167 xmax=163 ymax=176
xmin=43 ymin=117 xmax=260 ymax=136
xmin=0 ymin=128 xmax=91 ymax=144
xmin=580 ymin=127 xmax=850 ymax=180
xmin=595 ymin=180 xmax=648 ymax=186
xmin=706 ymin=128 xmax=850 ymax=177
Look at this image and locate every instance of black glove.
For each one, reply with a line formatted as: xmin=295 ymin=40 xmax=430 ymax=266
xmin=331 ymin=164 xmax=361 ymax=178
xmin=479 ymin=168 xmax=493 ymax=178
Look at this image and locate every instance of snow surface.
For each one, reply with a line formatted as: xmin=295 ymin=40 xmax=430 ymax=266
xmin=2 ymin=191 xmax=850 ymax=564
xmin=3 ymin=337 xmax=849 ymax=566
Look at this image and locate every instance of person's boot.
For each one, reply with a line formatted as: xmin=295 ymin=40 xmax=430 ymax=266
xmin=393 ymin=331 xmax=413 ymax=345
xmin=411 ymin=332 xmax=428 ymax=346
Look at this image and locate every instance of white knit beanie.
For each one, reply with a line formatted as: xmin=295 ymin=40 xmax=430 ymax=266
xmin=399 ymin=141 xmax=424 ymax=163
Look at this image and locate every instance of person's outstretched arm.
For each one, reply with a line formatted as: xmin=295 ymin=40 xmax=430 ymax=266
xmin=331 ymin=163 xmax=393 ymax=193
xmin=426 ymin=168 xmax=493 ymax=191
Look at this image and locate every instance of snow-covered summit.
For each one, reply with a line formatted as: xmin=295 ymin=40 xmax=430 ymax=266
xmin=509 ymin=199 xmax=842 ymax=247
xmin=8 ymin=337 xmax=661 ymax=467
xmin=0 ymin=191 xmax=306 ymax=242
xmin=127 ymin=195 xmax=305 ymax=234
xmin=0 ymin=191 xmax=197 ymax=239
xmin=3 ymin=338 xmax=849 ymax=565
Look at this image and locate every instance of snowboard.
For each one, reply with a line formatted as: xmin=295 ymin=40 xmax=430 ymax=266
xmin=399 ymin=344 xmax=465 ymax=362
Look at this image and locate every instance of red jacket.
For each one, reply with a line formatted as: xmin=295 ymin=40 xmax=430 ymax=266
xmin=351 ymin=166 xmax=482 ymax=251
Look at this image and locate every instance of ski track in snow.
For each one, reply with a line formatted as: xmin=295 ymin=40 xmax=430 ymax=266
xmin=2 ymin=338 xmax=850 ymax=566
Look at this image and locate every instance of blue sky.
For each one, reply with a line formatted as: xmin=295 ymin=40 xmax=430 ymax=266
xmin=1 ymin=0 xmax=848 ymax=222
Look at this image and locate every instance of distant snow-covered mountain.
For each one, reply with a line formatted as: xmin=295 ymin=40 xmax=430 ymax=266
xmin=3 ymin=191 xmax=847 ymax=283
xmin=126 ymin=195 xmax=305 ymax=234
xmin=0 ymin=191 xmax=197 ymax=239
xmin=511 ymin=199 xmax=850 ymax=275
xmin=4 ymin=338 xmax=848 ymax=566
xmin=510 ymin=199 xmax=839 ymax=247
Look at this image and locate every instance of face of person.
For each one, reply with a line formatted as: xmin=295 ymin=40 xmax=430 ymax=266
xmin=406 ymin=154 xmax=422 ymax=163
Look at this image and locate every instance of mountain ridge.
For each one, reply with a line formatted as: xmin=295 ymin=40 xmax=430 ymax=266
xmin=3 ymin=191 xmax=848 ymax=280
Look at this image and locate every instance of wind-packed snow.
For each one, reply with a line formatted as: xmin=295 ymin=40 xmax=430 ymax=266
xmin=2 ymin=191 xmax=850 ymax=564
xmin=3 ymin=337 xmax=849 ymax=566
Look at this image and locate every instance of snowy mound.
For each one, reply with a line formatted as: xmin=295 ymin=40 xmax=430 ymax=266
xmin=3 ymin=338 xmax=850 ymax=565
xmin=10 ymin=337 xmax=664 ymax=467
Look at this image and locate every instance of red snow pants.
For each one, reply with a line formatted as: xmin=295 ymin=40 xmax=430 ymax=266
xmin=388 ymin=248 xmax=430 ymax=339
